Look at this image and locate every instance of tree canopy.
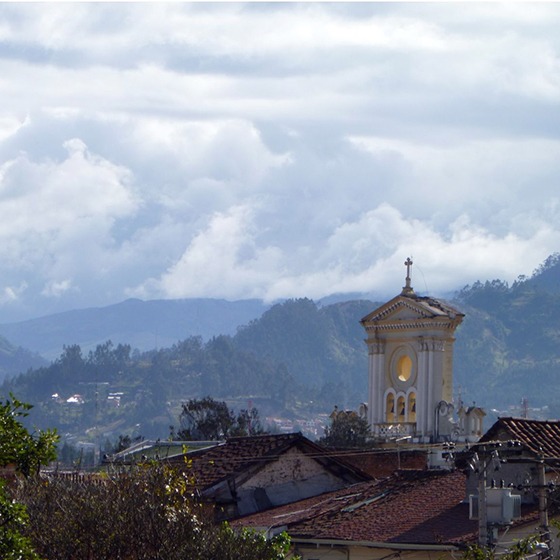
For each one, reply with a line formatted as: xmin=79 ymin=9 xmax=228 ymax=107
xmin=0 ymin=394 xmax=58 ymax=559
xmin=0 ymin=395 xmax=58 ymax=477
xmin=176 ymin=397 xmax=265 ymax=440
xmin=15 ymin=463 xmax=293 ymax=560
xmin=319 ymin=409 xmax=371 ymax=449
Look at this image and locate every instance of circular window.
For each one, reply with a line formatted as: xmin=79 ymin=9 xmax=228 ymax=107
xmin=397 ymin=355 xmax=412 ymax=382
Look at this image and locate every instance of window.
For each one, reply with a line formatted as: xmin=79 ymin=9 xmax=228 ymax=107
xmin=386 ymin=393 xmax=395 ymax=423
xmin=407 ymin=392 xmax=416 ymax=423
xmin=397 ymin=396 xmax=406 ymax=422
xmin=397 ymin=355 xmax=412 ymax=382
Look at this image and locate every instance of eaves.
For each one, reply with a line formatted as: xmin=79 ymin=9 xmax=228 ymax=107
xmin=290 ymin=537 xmax=461 ymax=552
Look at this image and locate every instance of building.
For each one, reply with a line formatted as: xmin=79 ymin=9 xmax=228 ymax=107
xmin=234 ymin=469 xmax=479 ymax=559
xmin=234 ymin=464 xmax=551 ymax=560
xmin=166 ymin=432 xmax=371 ymax=519
xmin=360 ymin=258 xmax=483 ymax=443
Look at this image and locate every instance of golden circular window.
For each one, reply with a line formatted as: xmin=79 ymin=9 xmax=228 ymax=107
xmin=397 ymin=355 xmax=412 ymax=382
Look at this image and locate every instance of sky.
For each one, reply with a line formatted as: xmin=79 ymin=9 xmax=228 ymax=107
xmin=1 ymin=2 xmax=560 ymax=322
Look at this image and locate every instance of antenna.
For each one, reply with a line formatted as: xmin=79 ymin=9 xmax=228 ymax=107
xmin=414 ymin=260 xmax=430 ymax=294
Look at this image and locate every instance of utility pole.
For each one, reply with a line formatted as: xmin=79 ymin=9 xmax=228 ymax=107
xmin=478 ymin=454 xmax=489 ymax=547
xmin=537 ymin=458 xmax=550 ymax=550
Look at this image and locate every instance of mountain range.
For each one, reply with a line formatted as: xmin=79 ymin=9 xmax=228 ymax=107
xmin=1 ymin=253 xmax=560 ymax=441
xmin=0 ymin=298 xmax=270 ymax=363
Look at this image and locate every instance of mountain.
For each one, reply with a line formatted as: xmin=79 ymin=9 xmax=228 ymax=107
xmin=453 ymin=255 xmax=560 ymax=416
xmin=0 ymin=335 xmax=47 ymax=382
xmin=0 ymin=298 xmax=271 ymax=360
xmin=4 ymin=254 xmax=560 ymax=444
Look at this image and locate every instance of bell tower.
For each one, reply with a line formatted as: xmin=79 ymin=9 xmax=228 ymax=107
xmin=360 ymin=258 xmax=464 ymax=443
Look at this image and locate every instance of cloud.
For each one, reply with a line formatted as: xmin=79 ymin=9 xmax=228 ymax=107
xmin=0 ymin=138 xmax=138 ymax=313
xmin=134 ymin=202 xmax=560 ymax=304
xmin=135 ymin=205 xmax=282 ymax=301
xmin=0 ymin=4 xmax=560 ymax=319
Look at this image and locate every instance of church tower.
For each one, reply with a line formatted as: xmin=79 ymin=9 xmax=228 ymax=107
xmin=360 ymin=258 xmax=464 ymax=443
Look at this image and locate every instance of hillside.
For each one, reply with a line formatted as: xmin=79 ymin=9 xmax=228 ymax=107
xmin=4 ymin=253 xmax=560 ymax=443
xmin=0 ymin=336 xmax=47 ymax=382
xmin=453 ymin=253 xmax=560 ymax=416
xmin=0 ymin=298 xmax=270 ymax=360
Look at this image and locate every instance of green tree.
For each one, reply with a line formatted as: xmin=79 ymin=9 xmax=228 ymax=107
xmin=0 ymin=482 xmax=41 ymax=560
xmin=462 ymin=535 xmax=541 ymax=560
xmin=319 ymin=409 xmax=371 ymax=448
xmin=0 ymin=394 xmax=58 ymax=560
xmin=16 ymin=462 xmax=293 ymax=560
xmin=0 ymin=395 xmax=58 ymax=477
xmin=177 ymin=397 xmax=265 ymax=440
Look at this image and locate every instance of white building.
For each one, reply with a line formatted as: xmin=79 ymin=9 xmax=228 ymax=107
xmin=361 ymin=258 xmax=481 ymax=443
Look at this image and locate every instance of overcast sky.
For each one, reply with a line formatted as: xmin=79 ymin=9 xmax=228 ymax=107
xmin=1 ymin=3 xmax=560 ymax=321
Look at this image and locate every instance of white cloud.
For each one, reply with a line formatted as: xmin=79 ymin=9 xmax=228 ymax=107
xmin=140 ymin=205 xmax=282 ymax=301
xmin=0 ymin=138 xmax=136 ymax=238
xmin=41 ymin=279 xmax=74 ymax=298
xmin=0 ymin=4 xmax=560 ymax=319
xmin=0 ymin=139 xmax=139 ymax=310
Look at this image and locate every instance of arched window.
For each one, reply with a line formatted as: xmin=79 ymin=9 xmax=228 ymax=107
xmin=397 ymin=396 xmax=406 ymax=422
xmin=386 ymin=393 xmax=395 ymax=423
xmin=407 ymin=392 xmax=417 ymax=423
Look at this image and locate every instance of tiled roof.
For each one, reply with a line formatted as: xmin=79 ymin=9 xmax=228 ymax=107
xmin=234 ymin=469 xmax=479 ymax=546
xmin=167 ymin=433 xmax=370 ymax=490
xmin=480 ymin=417 xmax=560 ymax=460
xmin=338 ymin=448 xmax=427 ymax=478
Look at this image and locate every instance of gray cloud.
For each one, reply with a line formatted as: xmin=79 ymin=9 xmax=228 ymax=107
xmin=0 ymin=3 xmax=559 ymax=320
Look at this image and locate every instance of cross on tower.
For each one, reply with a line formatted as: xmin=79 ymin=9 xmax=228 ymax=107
xmin=405 ymin=257 xmax=413 ymax=280
xmin=401 ymin=257 xmax=415 ymax=295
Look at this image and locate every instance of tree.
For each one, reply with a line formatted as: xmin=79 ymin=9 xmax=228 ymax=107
xmin=462 ymin=535 xmax=542 ymax=560
xmin=176 ymin=397 xmax=265 ymax=441
xmin=0 ymin=484 xmax=41 ymax=560
xmin=0 ymin=395 xmax=58 ymax=477
xmin=319 ymin=408 xmax=371 ymax=448
xmin=0 ymin=394 xmax=58 ymax=560
xmin=15 ymin=462 xmax=293 ymax=560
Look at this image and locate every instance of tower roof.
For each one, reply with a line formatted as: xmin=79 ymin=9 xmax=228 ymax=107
xmin=361 ymin=258 xmax=464 ymax=334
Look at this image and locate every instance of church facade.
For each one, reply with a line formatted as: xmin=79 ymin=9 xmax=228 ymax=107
xmin=361 ymin=258 xmax=482 ymax=443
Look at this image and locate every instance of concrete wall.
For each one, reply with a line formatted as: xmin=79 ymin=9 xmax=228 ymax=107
xmin=235 ymin=446 xmax=350 ymax=516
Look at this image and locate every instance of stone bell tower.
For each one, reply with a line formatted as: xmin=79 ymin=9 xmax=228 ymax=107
xmin=360 ymin=258 xmax=464 ymax=443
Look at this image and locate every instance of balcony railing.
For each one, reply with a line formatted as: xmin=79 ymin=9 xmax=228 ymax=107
xmin=374 ymin=422 xmax=416 ymax=438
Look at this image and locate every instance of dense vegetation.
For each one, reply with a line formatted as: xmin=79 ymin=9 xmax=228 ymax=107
xmin=0 ymin=396 xmax=58 ymax=559
xmin=4 ymin=254 xmax=560 ymax=445
xmin=14 ymin=464 xmax=292 ymax=560
xmin=0 ymin=298 xmax=373 ymax=443
xmin=452 ymin=255 xmax=560 ymax=418
xmin=0 ymin=396 xmax=293 ymax=560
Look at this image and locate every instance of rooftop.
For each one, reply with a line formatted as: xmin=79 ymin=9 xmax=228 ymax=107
xmin=234 ymin=469 xmax=479 ymax=547
xmin=166 ymin=432 xmax=371 ymax=490
xmin=480 ymin=417 xmax=560 ymax=460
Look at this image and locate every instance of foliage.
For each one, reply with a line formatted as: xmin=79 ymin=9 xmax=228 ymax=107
xmin=0 ymin=481 xmax=40 ymax=560
xmin=14 ymin=463 xmax=294 ymax=560
xmin=0 ymin=394 xmax=58 ymax=560
xmin=0 ymin=394 xmax=58 ymax=477
xmin=176 ymin=397 xmax=265 ymax=440
xmin=462 ymin=535 xmax=541 ymax=560
xmin=319 ymin=409 xmax=371 ymax=448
